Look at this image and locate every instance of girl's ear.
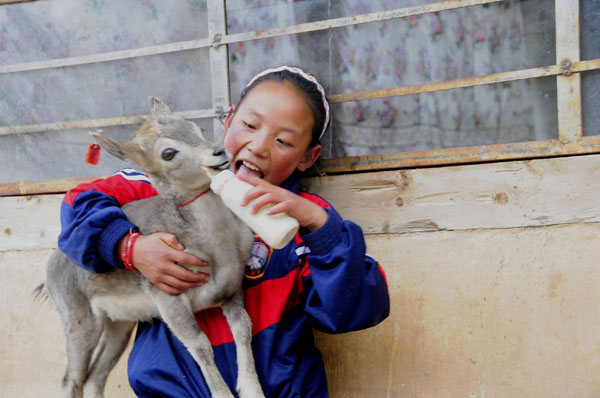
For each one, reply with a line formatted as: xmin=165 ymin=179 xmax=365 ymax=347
xmin=223 ymin=104 xmax=236 ymax=134
xmin=297 ymin=144 xmax=322 ymax=172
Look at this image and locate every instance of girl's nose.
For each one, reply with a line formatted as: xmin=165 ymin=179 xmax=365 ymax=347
xmin=247 ymin=133 xmax=269 ymax=157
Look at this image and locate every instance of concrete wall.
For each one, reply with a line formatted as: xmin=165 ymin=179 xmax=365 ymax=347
xmin=1 ymin=155 xmax=599 ymax=397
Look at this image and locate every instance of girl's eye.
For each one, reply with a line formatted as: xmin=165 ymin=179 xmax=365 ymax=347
xmin=161 ymin=148 xmax=178 ymax=161
xmin=242 ymin=121 xmax=256 ymax=130
xmin=277 ymin=139 xmax=292 ymax=147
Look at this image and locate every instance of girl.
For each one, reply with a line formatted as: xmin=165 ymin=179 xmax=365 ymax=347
xmin=59 ymin=66 xmax=390 ymax=398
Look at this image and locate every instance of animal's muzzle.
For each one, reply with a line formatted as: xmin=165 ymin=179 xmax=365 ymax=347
xmin=211 ymin=148 xmax=230 ymax=170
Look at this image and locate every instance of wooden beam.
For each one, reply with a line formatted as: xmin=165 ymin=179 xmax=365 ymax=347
xmin=328 ymin=65 xmax=561 ymax=103
xmin=0 ymin=177 xmax=102 ymax=197
xmin=4 ymin=136 xmax=600 ymax=197
xmin=0 ymin=38 xmax=212 ymax=75
xmin=302 ymin=154 xmax=600 ymax=235
xmin=4 ymin=59 xmax=599 ymax=137
xmin=315 ymin=136 xmax=600 ymax=173
xmin=555 ymin=0 xmax=582 ymax=143
xmin=4 ymin=155 xmax=600 ymax=252
xmin=219 ymin=0 xmax=501 ymax=46
xmin=207 ymin=0 xmax=230 ymax=141
xmin=0 ymin=109 xmax=215 ymax=136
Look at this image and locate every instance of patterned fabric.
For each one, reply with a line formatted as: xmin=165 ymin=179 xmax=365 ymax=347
xmin=228 ymin=0 xmax=557 ymax=157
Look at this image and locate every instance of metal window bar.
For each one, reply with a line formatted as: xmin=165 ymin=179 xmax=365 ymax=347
xmin=0 ymin=0 xmax=501 ymax=75
xmin=3 ymin=59 xmax=599 ymax=137
xmin=0 ymin=0 xmax=505 ymax=138
xmin=0 ymin=0 xmax=598 ymax=195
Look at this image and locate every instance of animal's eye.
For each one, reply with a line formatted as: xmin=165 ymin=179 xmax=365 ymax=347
xmin=161 ymin=148 xmax=178 ymax=161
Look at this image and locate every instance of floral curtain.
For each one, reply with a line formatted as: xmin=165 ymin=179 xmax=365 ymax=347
xmin=227 ymin=0 xmax=557 ymax=158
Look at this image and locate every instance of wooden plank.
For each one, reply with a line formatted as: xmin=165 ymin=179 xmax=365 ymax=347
xmin=0 ymin=177 xmax=102 ymax=197
xmin=317 ymin=224 xmax=600 ymax=397
xmin=316 ymin=136 xmax=600 ymax=173
xmin=6 ymin=135 xmax=600 ymax=198
xmin=0 ymin=109 xmax=215 ymax=136
xmin=328 ymin=64 xmax=561 ymax=103
xmin=0 ymin=38 xmax=212 ymax=75
xmin=220 ymin=0 xmax=501 ymax=46
xmin=302 ymin=154 xmax=600 ymax=235
xmin=0 ymin=195 xmax=63 ymax=251
xmin=4 ymin=155 xmax=600 ymax=252
xmin=207 ymin=0 xmax=230 ymax=141
xmin=555 ymin=0 xmax=582 ymax=143
xmin=3 ymin=58 xmax=598 ymax=138
xmin=0 ymin=249 xmax=134 ymax=397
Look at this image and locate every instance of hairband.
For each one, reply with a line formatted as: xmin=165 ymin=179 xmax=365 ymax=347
xmin=246 ymin=66 xmax=330 ymax=140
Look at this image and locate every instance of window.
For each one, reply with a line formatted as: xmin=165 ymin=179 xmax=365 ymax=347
xmin=1 ymin=0 xmax=598 ymax=195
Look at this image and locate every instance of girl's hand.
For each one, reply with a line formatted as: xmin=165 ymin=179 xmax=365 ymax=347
xmin=237 ymin=174 xmax=328 ymax=232
xmin=119 ymin=232 xmax=209 ymax=295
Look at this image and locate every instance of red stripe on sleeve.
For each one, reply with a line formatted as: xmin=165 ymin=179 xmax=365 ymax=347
xmin=194 ymin=267 xmax=305 ymax=346
xmin=300 ymin=192 xmax=331 ymax=209
xmin=377 ymin=263 xmax=388 ymax=288
xmin=63 ymin=174 xmax=158 ymax=207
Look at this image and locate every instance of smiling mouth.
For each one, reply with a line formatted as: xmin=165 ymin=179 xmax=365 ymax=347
xmin=236 ymin=160 xmax=264 ymax=178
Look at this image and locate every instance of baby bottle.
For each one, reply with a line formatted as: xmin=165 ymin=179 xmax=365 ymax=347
xmin=208 ymin=169 xmax=300 ymax=249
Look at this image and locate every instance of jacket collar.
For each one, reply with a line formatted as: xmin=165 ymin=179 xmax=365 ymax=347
xmin=280 ymin=170 xmax=301 ymax=194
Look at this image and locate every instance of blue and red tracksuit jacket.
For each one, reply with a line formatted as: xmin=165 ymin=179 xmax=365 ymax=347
xmin=58 ymin=169 xmax=390 ymax=398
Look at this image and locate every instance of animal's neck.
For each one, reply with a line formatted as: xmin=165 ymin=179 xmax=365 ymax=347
xmin=153 ymin=179 xmax=212 ymax=208
xmin=174 ymin=190 xmax=222 ymax=222
xmin=176 ymin=187 xmax=211 ymax=207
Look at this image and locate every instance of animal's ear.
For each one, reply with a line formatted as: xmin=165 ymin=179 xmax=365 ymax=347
xmin=148 ymin=97 xmax=172 ymax=116
xmin=91 ymin=132 xmax=144 ymax=165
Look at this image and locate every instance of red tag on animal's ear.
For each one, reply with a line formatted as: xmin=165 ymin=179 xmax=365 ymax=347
xmin=85 ymin=144 xmax=100 ymax=165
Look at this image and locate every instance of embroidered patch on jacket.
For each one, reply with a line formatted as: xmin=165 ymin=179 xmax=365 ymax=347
xmin=244 ymin=236 xmax=272 ymax=279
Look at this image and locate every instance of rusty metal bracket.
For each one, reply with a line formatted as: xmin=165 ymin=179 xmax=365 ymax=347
xmin=560 ymin=59 xmax=572 ymax=76
xmin=212 ymin=33 xmax=222 ymax=49
xmin=214 ymin=105 xmax=227 ymax=120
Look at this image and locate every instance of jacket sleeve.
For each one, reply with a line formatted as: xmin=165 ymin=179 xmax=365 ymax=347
xmin=299 ymin=195 xmax=390 ymax=333
xmin=58 ymin=169 xmax=158 ymax=273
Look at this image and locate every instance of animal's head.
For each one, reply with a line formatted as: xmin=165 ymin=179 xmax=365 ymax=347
xmin=93 ymin=97 xmax=229 ymax=199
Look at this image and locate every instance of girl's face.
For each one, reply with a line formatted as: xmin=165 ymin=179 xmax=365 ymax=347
xmin=223 ymin=80 xmax=322 ymax=186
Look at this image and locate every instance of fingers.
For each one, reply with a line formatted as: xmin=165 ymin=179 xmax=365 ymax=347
xmin=170 ymin=249 xmax=209 ymax=268
xmin=156 ymin=272 xmax=208 ymax=295
xmin=141 ymin=261 xmax=210 ymax=295
xmin=236 ymin=177 xmax=291 ymax=213
xmin=265 ymin=201 xmax=290 ymax=216
xmin=131 ymin=232 xmax=210 ymax=295
xmin=157 ymin=231 xmax=185 ymax=250
xmin=165 ymin=261 xmax=209 ymax=284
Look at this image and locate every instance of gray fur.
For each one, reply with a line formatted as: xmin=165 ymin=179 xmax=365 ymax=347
xmin=39 ymin=98 xmax=264 ymax=398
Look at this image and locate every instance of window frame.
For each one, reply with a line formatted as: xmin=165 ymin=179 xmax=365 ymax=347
xmin=0 ymin=0 xmax=598 ymax=195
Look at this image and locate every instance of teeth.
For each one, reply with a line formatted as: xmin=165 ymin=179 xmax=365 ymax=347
xmin=242 ymin=161 xmax=260 ymax=172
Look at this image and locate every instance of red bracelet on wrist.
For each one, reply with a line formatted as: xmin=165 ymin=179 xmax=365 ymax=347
xmin=121 ymin=228 xmax=141 ymax=270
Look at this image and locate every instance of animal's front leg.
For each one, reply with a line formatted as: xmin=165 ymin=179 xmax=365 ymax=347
xmin=150 ymin=290 xmax=234 ymax=398
xmin=221 ymin=292 xmax=265 ymax=398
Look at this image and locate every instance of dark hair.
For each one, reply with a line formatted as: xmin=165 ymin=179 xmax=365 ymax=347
xmin=236 ymin=69 xmax=330 ymax=147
